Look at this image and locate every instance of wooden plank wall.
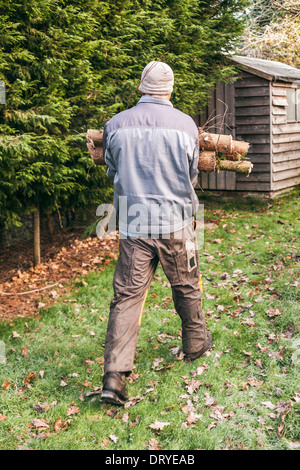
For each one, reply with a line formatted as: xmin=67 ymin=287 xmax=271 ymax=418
xmin=234 ymin=71 xmax=271 ymax=192
xmin=198 ymin=82 xmax=236 ymax=191
xmin=271 ymin=82 xmax=300 ymax=192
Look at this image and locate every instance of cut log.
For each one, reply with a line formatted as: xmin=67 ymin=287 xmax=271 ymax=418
xmin=198 ymin=151 xmax=216 ymax=172
xmin=223 ymin=153 xmax=241 ymax=162
xmin=231 ymin=140 xmax=250 ymax=156
xmin=199 ymin=132 xmax=232 ymax=154
xmin=218 ymin=160 xmax=253 ymax=175
xmin=87 ymin=129 xmax=103 ymax=146
xmin=87 ymin=137 xmax=105 ymax=165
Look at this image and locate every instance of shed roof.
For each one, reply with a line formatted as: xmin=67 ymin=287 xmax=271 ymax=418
xmin=232 ymin=55 xmax=300 ymax=83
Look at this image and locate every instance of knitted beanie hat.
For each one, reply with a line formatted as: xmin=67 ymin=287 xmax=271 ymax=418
xmin=138 ymin=61 xmax=174 ymax=95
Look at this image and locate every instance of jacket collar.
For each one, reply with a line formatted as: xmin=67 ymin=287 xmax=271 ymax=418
xmin=137 ymin=95 xmax=173 ymax=107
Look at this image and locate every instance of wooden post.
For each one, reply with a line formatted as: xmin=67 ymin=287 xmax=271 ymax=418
xmin=33 ymin=208 xmax=41 ymax=266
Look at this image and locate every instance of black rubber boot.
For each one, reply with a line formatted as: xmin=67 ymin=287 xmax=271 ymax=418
xmin=184 ymin=331 xmax=213 ymax=361
xmin=101 ymin=372 xmax=128 ymax=406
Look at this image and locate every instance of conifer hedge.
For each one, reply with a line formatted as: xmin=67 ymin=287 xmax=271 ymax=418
xmin=0 ymin=0 xmax=248 ymax=230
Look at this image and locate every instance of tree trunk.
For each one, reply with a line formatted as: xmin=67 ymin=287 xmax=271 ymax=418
xmin=47 ymin=211 xmax=55 ymax=235
xmin=33 ymin=209 xmax=41 ymax=266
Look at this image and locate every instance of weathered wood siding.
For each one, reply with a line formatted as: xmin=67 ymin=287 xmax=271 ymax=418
xmin=271 ymin=82 xmax=300 ymax=192
xmin=234 ymin=71 xmax=271 ymax=192
xmin=198 ymin=82 xmax=236 ymax=191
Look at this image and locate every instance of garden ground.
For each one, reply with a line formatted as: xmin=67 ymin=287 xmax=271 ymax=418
xmin=0 ymin=190 xmax=299 ymax=450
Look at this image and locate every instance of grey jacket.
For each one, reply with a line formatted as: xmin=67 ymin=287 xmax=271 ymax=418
xmin=103 ymin=96 xmax=199 ymax=236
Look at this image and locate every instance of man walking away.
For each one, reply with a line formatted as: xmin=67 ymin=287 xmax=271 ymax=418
xmin=100 ymin=61 xmax=212 ymax=406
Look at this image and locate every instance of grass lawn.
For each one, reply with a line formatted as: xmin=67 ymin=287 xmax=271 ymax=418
xmin=0 ymin=190 xmax=299 ymax=450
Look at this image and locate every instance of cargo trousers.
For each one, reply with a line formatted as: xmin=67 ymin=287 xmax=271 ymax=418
xmin=104 ymin=223 xmax=207 ymax=374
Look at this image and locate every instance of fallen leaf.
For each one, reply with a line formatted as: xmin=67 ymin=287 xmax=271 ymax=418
xmin=148 ymin=438 xmax=162 ymax=450
xmin=152 ymin=357 xmax=164 ymax=369
xmin=254 ymin=359 xmax=264 ymax=369
xmin=185 ymin=379 xmax=202 ymax=395
xmin=170 ymin=346 xmax=180 ymax=355
xmin=192 ymin=364 xmax=208 ymax=377
xmin=29 ymin=418 xmax=49 ymax=430
xmin=242 ymin=350 xmax=252 ymax=356
xmin=129 ymin=416 xmax=139 ymax=427
xmin=210 ymin=406 xmax=224 ymax=421
xmin=124 ymin=395 xmax=145 ymax=408
xmin=82 ymin=380 xmax=92 ymax=387
xmin=21 ymin=347 xmax=29 ymax=359
xmin=268 ymin=350 xmax=284 ymax=360
xmin=266 ymin=308 xmax=282 ymax=318
xmin=247 ymin=379 xmax=264 ymax=387
xmin=278 ymin=408 xmax=290 ymax=438
xmin=149 ymin=421 xmax=170 ymax=431
xmin=54 ymin=418 xmax=71 ymax=433
xmin=109 ymin=434 xmax=118 ymax=443
xmin=23 ymin=372 xmax=37 ymax=385
xmin=186 ymin=411 xmax=202 ymax=426
xmin=128 ymin=372 xmax=140 ymax=383
xmin=182 ymin=399 xmax=196 ymax=415
xmin=12 ymin=331 xmax=21 ymax=338
xmin=2 ymin=379 xmax=10 ymax=390
xmin=205 ymin=293 xmax=215 ymax=300
xmin=67 ymin=404 xmax=80 ymax=416
xmin=0 ymin=415 xmax=7 ymax=422
xmin=261 ymin=401 xmax=276 ymax=410
xmin=33 ymin=401 xmax=57 ymax=413
xmin=207 ymin=421 xmax=217 ymax=430
xmin=204 ymin=392 xmax=217 ymax=407
xmin=101 ymin=439 xmax=110 ymax=448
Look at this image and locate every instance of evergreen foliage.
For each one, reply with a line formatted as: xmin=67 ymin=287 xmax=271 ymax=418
xmin=0 ymin=0 xmax=248 ymax=229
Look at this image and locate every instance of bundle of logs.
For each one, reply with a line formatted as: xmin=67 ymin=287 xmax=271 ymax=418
xmin=87 ymin=128 xmax=252 ymax=175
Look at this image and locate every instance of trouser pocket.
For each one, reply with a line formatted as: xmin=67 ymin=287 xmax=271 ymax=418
xmin=185 ymin=239 xmax=197 ymax=272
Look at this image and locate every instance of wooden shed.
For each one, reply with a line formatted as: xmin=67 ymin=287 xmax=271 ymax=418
xmin=198 ymin=55 xmax=300 ymax=197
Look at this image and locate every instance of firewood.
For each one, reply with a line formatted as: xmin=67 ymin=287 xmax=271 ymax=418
xmin=86 ymin=128 xmax=252 ymax=175
xmin=87 ymin=129 xmax=103 ymax=147
xmin=231 ymin=140 xmax=250 ymax=157
xmin=222 ymin=153 xmax=241 ymax=162
xmin=198 ymin=151 xmax=216 ymax=172
xmin=87 ymin=137 xmax=104 ymax=165
xmin=198 ymin=132 xmax=232 ymax=154
xmin=217 ymin=160 xmax=253 ymax=175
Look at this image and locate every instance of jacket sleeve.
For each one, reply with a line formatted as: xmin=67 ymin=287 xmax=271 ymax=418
xmin=103 ymin=124 xmax=117 ymax=181
xmin=188 ymin=125 xmax=199 ymax=188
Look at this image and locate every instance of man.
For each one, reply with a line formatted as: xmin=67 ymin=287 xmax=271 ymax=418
xmin=100 ymin=61 xmax=212 ymax=406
